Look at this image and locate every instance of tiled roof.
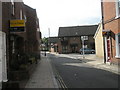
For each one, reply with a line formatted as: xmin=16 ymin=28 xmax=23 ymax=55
xmin=58 ymin=25 xmax=98 ymax=37
xmin=48 ymin=37 xmax=59 ymax=43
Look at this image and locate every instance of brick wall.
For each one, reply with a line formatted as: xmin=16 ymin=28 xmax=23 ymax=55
xmin=24 ymin=5 xmax=40 ymax=54
xmin=58 ymin=36 xmax=95 ymax=54
xmin=102 ymin=1 xmax=120 ymax=64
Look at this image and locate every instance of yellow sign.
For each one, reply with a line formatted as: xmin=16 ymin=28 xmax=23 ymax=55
xmin=10 ymin=20 xmax=25 ymax=27
xmin=102 ymin=31 xmax=107 ymax=35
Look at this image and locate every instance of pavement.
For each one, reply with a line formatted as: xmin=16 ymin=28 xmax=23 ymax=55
xmin=25 ymin=53 xmax=59 ymax=88
xmin=50 ymin=52 xmax=119 ymax=75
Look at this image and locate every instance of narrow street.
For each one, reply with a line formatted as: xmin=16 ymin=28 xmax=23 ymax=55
xmin=48 ymin=53 xmax=119 ymax=88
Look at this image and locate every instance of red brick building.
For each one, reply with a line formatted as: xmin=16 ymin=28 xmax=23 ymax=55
xmin=58 ymin=25 xmax=98 ymax=54
xmin=1 ymin=1 xmax=41 ymax=83
xmin=48 ymin=37 xmax=59 ymax=52
xmin=101 ymin=0 xmax=120 ymax=64
xmin=24 ymin=4 xmax=41 ymax=56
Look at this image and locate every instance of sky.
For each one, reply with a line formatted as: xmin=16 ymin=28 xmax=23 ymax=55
xmin=23 ymin=0 xmax=102 ymax=38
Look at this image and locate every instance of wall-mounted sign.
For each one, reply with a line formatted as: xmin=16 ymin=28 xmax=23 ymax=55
xmin=10 ymin=20 xmax=25 ymax=27
xmin=102 ymin=30 xmax=111 ymax=36
xmin=10 ymin=20 xmax=25 ymax=32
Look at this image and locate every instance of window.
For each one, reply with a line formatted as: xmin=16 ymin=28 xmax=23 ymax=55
xmin=118 ymin=34 xmax=120 ymax=55
xmin=20 ymin=9 xmax=22 ymax=20
xmin=62 ymin=46 xmax=68 ymax=53
xmin=24 ymin=15 xmax=27 ymax=22
xmin=118 ymin=0 xmax=120 ymax=15
xmin=11 ymin=0 xmax=14 ymax=15
xmin=116 ymin=0 xmax=120 ymax=18
xmin=115 ymin=33 xmax=120 ymax=58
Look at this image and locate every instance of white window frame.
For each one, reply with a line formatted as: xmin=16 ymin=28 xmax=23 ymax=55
xmin=20 ymin=9 xmax=22 ymax=20
xmin=115 ymin=33 xmax=120 ymax=58
xmin=116 ymin=0 xmax=120 ymax=18
xmin=11 ymin=0 xmax=14 ymax=15
xmin=24 ymin=15 xmax=27 ymax=22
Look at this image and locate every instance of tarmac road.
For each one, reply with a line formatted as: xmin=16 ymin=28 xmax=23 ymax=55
xmin=48 ymin=53 xmax=119 ymax=88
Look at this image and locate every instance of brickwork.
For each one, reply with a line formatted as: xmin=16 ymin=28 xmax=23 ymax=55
xmin=58 ymin=36 xmax=95 ymax=54
xmin=2 ymin=2 xmax=41 ymax=82
xmin=102 ymin=1 xmax=120 ymax=64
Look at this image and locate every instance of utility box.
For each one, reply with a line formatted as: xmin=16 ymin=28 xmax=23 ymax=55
xmin=0 ymin=31 xmax=7 ymax=89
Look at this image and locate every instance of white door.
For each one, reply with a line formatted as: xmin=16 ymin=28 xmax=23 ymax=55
xmin=0 ymin=31 xmax=7 ymax=89
xmin=104 ymin=37 xmax=111 ymax=64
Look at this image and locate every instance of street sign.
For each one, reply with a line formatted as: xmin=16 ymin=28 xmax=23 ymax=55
xmin=81 ymin=36 xmax=87 ymax=59
xmin=81 ymin=36 xmax=88 ymax=41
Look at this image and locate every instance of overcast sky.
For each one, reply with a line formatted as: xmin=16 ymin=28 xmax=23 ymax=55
xmin=23 ymin=0 xmax=102 ymax=38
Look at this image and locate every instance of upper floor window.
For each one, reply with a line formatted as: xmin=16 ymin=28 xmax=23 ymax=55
xmin=116 ymin=0 xmax=120 ymax=18
xmin=20 ymin=9 xmax=22 ymax=20
xmin=11 ymin=0 xmax=14 ymax=15
xmin=24 ymin=15 xmax=27 ymax=22
xmin=118 ymin=0 xmax=120 ymax=15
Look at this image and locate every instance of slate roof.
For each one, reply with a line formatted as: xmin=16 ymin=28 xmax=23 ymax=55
xmin=58 ymin=25 xmax=98 ymax=37
xmin=48 ymin=37 xmax=59 ymax=44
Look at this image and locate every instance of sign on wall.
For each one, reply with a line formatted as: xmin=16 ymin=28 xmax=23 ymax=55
xmin=10 ymin=20 xmax=25 ymax=27
xmin=81 ymin=36 xmax=88 ymax=41
xmin=10 ymin=20 xmax=25 ymax=32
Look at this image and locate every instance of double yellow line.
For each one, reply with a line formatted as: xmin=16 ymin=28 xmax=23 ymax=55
xmin=49 ymin=58 xmax=68 ymax=89
xmin=55 ymin=70 xmax=68 ymax=89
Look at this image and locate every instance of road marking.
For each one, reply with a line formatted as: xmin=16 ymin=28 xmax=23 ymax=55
xmin=55 ymin=69 xmax=68 ymax=89
xmin=48 ymin=55 xmax=68 ymax=89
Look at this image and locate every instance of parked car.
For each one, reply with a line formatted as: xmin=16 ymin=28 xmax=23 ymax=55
xmin=79 ymin=48 xmax=95 ymax=54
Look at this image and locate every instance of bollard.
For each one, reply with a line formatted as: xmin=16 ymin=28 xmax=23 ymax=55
xmin=44 ymin=51 xmax=46 ymax=56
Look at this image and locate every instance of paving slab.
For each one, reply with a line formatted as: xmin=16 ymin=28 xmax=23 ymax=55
xmin=25 ymin=55 xmax=58 ymax=88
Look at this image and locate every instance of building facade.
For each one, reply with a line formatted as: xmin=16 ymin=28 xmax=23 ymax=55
xmin=58 ymin=25 xmax=98 ymax=54
xmin=101 ymin=0 xmax=120 ymax=64
xmin=48 ymin=37 xmax=59 ymax=53
xmin=24 ymin=4 xmax=41 ymax=56
xmin=1 ymin=1 xmax=41 ymax=84
xmin=94 ymin=22 xmax=104 ymax=58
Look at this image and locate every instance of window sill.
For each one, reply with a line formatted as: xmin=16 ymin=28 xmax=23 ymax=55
xmin=115 ymin=55 xmax=120 ymax=58
xmin=115 ymin=15 xmax=120 ymax=19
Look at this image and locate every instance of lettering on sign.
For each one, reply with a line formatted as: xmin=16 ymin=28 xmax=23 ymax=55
xmin=10 ymin=20 xmax=25 ymax=27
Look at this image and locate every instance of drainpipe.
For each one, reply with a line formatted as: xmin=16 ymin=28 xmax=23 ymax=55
xmin=101 ymin=1 xmax=106 ymax=64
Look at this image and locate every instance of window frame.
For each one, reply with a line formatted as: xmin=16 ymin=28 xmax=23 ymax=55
xmin=115 ymin=33 xmax=120 ymax=58
xmin=11 ymin=0 xmax=15 ymax=15
xmin=116 ymin=0 xmax=120 ymax=18
xmin=20 ymin=9 xmax=23 ymax=20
